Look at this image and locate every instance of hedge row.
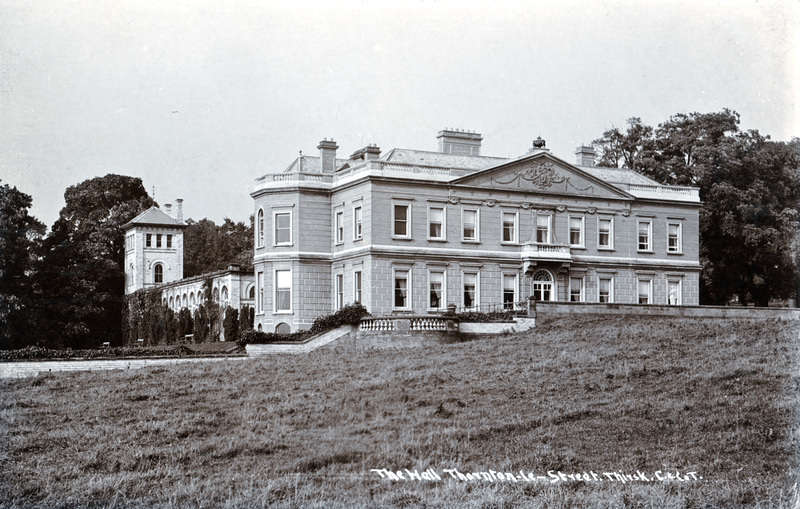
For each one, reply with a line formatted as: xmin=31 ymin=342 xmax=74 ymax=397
xmin=444 ymin=309 xmax=524 ymax=322
xmin=0 ymin=343 xmax=246 ymax=361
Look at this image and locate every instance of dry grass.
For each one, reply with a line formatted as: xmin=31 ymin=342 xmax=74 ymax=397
xmin=1 ymin=315 xmax=798 ymax=508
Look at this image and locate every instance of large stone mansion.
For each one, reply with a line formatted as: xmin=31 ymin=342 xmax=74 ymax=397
xmin=251 ymin=129 xmax=700 ymax=333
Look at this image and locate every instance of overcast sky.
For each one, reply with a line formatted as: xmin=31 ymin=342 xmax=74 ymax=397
xmin=2 ymin=0 xmax=798 ymax=228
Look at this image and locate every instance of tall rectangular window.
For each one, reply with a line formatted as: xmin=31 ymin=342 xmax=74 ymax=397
xmin=569 ymin=216 xmax=583 ymax=246
xmin=503 ymin=274 xmax=516 ymax=309
xmin=166 ymin=235 xmax=172 ymax=248
xmin=638 ymin=279 xmax=652 ymax=304
xmin=428 ymin=207 xmax=445 ymax=240
xmin=598 ymin=218 xmax=613 ymax=249
xmin=502 ymin=212 xmax=517 ymax=243
xmin=146 ymin=234 xmax=152 ymax=247
xmin=275 ymin=270 xmax=291 ymax=312
xmin=638 ymin=221 xmax=652 ymax=251
xmin=429 ymin=271 xmax=444 ymax=310
xmin=335 ymin=274 xmax=344 ymax=310
xmin=463 ymin=273 xmax=478 ymax=309
xmin=598 ymin=278 xmax=613 ymax=303
xmin=393 ymin=204 xmax=410 ymax=238
xmin=353 ymin=206 xmax=362 ymax=240
xmin=536 ymin=215 xmax=551 ymax=243
xmin=462 ymin=209 xmax=478 ymax=241
xmin=335 ymin=211 xmax=344 ymax=244
xmin=394 ymin=270 xmax=410 ymax=308
xmin=668 ymin=223 xmax=682 ymax=253
xmin=275 ymin=212 xmax=292 ymax=245
xmin=156 ymin=234 xmax=162 ymax=248
xmin=257 ymin=209 xmax=264 ymax=247
xmin=354 ymin=270 xmax=362 ymax=303
xmin=570 ymin=277 xmax=584 ymax=302
xmin=257 ymin=272 xmax=264 ymax=313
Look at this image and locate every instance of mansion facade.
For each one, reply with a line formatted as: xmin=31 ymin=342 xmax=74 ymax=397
xmin=252 ymin=129 xmax=701 ymax=333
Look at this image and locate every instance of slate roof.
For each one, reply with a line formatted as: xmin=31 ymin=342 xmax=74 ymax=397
xmin=382 ymin=148 xmax=507 ymax=170
xmin=578 ymin=165 xmax=661 ymax=186
xmin=282 ymin=156 xmax=349 ymax=173
xmin=123 ymin=207 xmax=186 ymax=229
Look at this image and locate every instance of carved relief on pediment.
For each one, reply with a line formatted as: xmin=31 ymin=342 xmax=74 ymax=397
xmin=491 ymin=161 xmax=567 ymax=189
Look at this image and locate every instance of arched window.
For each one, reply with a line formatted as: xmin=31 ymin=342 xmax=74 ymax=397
xmin=189 ymin=292 xmax=196 ymax=309
xmin=182 ymin=294 xmax=188 ymax=308
xmin=154 ymin=263 xmax=163 ymax=284
xmin=169 ymin=296 xmax=175 ymax=309
xmin=221 ymin=286 xmax=228 ymax=304
xmin=257 ymin=323 xmax=263 ymax=332
xmin=248 ymin=286 xmax=255 ymax=299
xmin=257 ymin=209 xmax=264 ymax=248
xmin=275 ymin=322 xmax=291 ymax=334
xmin=212 ymin=287 xmax=220 ymax=303
xmin=532 ymin=270 xmax=554 ymax=302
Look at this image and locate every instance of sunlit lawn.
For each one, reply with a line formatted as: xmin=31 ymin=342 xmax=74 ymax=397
xmin=1 ymin=315 xmax=798 ymax=508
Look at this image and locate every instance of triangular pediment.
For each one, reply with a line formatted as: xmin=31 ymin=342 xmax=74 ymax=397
xmin=452 ymin=152 xmax=633 ymax=200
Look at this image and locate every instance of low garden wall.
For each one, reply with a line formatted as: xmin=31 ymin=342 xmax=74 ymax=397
xmin=534 ymin=301 xmax=800 ymax=320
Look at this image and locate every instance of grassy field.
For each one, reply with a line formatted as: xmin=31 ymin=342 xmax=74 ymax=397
xmin=1 ymin=315 xmax=798 ymax=508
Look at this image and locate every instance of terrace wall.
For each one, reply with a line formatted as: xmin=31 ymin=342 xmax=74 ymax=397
xmin=534 ymin=301 xmax=800 ymax=320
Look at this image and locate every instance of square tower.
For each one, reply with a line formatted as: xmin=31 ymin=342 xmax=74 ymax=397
xmin=122 ymin=202 xmax=187 ymax=294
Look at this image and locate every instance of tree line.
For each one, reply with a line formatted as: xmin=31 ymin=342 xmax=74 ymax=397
xmin=0 ymin=174 xmax=253 ymax=350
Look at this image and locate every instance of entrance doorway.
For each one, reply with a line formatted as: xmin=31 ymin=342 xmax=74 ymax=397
xmin=532 ymin=269 xmax=554 ymax=301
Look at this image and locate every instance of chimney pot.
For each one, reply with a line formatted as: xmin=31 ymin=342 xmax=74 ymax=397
xmin=437 ymin=128 xmax=482 ymax=156
xmin=175 ymin=199 xmax=184 ymax=223
xmin=317 ymin=139 xmax=339 ymax=173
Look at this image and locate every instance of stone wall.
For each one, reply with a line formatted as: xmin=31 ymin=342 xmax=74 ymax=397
xmin=534 ymin=301 xmax=800 ymax=320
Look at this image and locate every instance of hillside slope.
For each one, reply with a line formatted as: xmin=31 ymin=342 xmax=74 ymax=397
xmin=1 ymin=315 xmax=798 ymax=508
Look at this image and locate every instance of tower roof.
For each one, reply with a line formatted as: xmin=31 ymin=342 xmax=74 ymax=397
xmin=123 ymin=206 xmax=186 ymax=229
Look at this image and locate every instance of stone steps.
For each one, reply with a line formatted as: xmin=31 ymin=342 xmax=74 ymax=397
xmin=245 ymin=326 xmax=354 ymax=356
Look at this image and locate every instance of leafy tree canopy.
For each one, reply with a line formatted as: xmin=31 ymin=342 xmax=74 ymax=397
xmin=36 ymin=174 xmax=155 ymax=347
xmin=0 ymin=181 xmax=45 ymax=348
xmin=593 ymin=110 xmax=800 ymax=306
xmin=183 ymin=216 xmax=253 ymax=278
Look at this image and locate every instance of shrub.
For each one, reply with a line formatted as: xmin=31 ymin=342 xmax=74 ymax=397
xmin=309 ymin=303 xmax=369 ymax=332
xmin=455 ymin=310 xmax=517 ymax=322
xmin=223 ymin=306 xmax=239 ymax=342
xmin=239 ymin=329 xmax=313 ymax=345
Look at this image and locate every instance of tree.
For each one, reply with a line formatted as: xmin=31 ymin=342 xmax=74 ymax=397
xmin=592 ymin=117 xmax=657 ymax=175
xmin=183 ymin=217 xmax=253 ymax=277
xmin=0 ymin=182 xmax=45 ymax=348
xmin=36 ymin=175 xmax=155 ymax=348
xmin=593 ymin=110 xmax=800 ymax=306
xmin=698 ymin=132 xmax=799 ymax=305
xmin=222 ymin=306 xmax=239 ymax=342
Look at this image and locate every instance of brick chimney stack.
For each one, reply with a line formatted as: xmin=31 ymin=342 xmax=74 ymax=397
xmin=175 ymin=199 xmax=184 ymax=223
xmin=318 ymin=139 xmax=339 ymax=173
xmin=575 ymin=145 xmax=596 ymax=166
xmin=164 ymin=203 xmax=172 ymax=217
xmin=437 ymin=128 xmax=482 ymax=156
